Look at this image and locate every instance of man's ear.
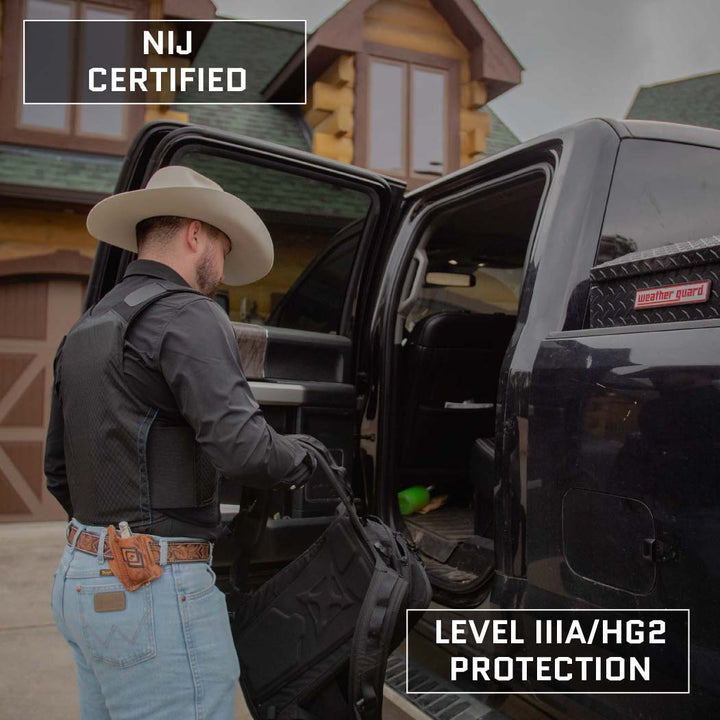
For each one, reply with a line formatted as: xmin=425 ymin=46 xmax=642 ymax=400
xmin=184 ymin=220 xmax=203 ymax=253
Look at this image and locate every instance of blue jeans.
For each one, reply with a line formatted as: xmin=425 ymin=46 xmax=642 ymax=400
xmin=51 ymin=520 xmax=240 ymax=720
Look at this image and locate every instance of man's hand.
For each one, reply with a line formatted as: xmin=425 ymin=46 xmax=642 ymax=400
xmin=283 ymin=434 xmax=349 ymax=490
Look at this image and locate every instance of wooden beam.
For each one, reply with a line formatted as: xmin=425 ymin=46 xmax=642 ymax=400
xmin=468 ymin=80 xmax=487 ymax=108
xmin=460 ymin=108 xmax=491 ymax=133
xmin=313 ymin=133 xmax=354 ymax=164
xmin=310 ymin=80 xmax=354 ymax=110
xmin=321 ymin=55 xmax=355 ymax=88
xmin=304 ymin=80 xmax=354 ymax=127
xmin=462 ymin=127 xmax=487 ymax=156
xmin=314 ymin=105 xmax=354 ymax=137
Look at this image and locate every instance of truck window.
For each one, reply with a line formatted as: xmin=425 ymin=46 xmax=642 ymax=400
xmin=403 ymin=172 xmax=545 ymax=333
xmin=266 ymin=229 xmax=360 ymax=333
xmin=596 ymin=139 xmax=720 ymax=265
xmin=178 ymin=152 xmax=371 ymax=333
xmin=587 ymin=139 xmax=720 ymax=329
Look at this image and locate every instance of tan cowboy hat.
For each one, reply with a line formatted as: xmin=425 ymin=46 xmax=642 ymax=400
xmin=86 ymin=165 xmax=273 ymax=285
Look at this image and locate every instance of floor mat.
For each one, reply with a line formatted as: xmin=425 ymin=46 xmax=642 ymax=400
xmin=404 ymin=506 xmax=474 ymax=562
xmin=405 ymin=506 xmax=494 ymax=591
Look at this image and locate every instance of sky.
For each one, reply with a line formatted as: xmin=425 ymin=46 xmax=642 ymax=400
xmin=214 ymin=0 xmax=720 ymax=142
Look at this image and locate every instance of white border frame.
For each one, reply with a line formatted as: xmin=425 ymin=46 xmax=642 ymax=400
xmin=23 ymin=19 xmax=308 ymax=105
xmin=405 ymin=608 xmax=691 ymax=695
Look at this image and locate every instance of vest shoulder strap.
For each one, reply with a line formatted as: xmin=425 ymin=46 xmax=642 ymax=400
xmin=113 ymin=281 xmax=207 ymax=328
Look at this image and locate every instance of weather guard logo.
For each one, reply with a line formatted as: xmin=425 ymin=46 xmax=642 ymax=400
xmin=634 ymin=280 xmax=711 ymax=310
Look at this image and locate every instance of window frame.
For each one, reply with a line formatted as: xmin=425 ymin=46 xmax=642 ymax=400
xmin=355 ymin=42 xmax=460 ymax=191
xmin=408 ymin=63 xmax=448 ymax=178
xmin=366 ymin=57 xmax=407 ymax=177
xmin=0 ymin=0 xmax=147 ymax=154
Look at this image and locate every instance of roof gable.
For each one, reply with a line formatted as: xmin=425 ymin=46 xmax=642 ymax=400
xmin=265 ymin=0 xmax=522 ymax=103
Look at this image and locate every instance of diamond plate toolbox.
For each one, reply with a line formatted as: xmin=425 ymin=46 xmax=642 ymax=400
xmin=587 ymin=235 xmax=720 ymax=328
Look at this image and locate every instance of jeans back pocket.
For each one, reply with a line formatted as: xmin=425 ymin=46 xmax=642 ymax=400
xmin=78 ymin=582 xmax=156 ymax=668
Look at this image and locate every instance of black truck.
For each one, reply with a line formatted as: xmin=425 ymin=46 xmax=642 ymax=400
xmin=87 ymin=118 xmax=720 ymax=718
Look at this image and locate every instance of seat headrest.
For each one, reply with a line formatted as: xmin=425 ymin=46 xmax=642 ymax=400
xmin=408 ymin=312 xmax=516 ymax=349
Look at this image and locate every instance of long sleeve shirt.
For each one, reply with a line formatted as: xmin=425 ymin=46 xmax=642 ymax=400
xmin=45 ymin=259 xmax=312 ymax=539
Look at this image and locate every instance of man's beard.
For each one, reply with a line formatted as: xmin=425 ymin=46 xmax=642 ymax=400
xmin=195 ymin=247 xmax=222 ymax=298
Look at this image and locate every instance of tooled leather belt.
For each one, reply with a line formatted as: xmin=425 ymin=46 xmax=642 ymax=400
xmin=67 ymin=525 xmax=211 ymax=563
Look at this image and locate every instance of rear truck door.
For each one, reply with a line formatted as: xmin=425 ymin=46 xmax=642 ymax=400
xmin=368 ymin=121 xmax=623 ymax=710
xmin=365 ymin=133 xmax=562 ymax=577
xmin=86 ymin=122 xmax=405 ymax=585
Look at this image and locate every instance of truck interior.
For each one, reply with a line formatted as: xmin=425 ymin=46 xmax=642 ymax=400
xmin=391 ymin=170 xmax=548 ymax=597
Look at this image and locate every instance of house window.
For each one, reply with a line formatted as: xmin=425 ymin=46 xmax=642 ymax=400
xmin=20 ymin=0 xmax=72 ymax=131
xmin=367 ymin=57 xmax=447 ymax=179
xmin=0 ymin=0 xmax=144 ymax=154
xmin=21 ymin=0 xmax=130 ymax=139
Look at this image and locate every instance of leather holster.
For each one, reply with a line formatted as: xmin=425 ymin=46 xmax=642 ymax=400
xmin=106 ymin=525 xmax=163 ymax=591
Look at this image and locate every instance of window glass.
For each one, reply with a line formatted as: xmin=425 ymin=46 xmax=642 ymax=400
xmin=368 ymin=60 xmax=404 ymax=174
xmin=597 ymin=139 xmax=720 ymax=265
xmin=179 ymin=152 xmax=371 ymax=333
xmin=404 ymin=173 xmax=547 ymax=331
xmin=411 ymin=68 xmax=445 ymax=175
xmin=79 ymin=6 xmax=128 ymax=136
xmin=21 ymin=0 xmax=72 ymax=130
xmin=268 ymin=229 xmax=361 ymax=333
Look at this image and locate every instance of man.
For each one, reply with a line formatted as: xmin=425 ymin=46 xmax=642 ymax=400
xmin=45 ymin=166 xmax=323 ymax=719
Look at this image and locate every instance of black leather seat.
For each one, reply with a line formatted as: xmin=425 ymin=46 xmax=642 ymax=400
xmin=398 ymin=312 xmax=516 ymax=479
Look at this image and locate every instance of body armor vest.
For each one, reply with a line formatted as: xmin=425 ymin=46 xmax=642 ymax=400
xmin=58 ymin=280 xmax=219 ymax=526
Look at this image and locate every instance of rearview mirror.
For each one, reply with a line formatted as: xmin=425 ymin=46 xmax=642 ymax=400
xmin=425 ymin=271 xmax=475 ymax=287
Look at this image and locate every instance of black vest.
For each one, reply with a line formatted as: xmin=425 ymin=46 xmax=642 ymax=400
xmin=57 ymin=281 xmax=219 ymax=527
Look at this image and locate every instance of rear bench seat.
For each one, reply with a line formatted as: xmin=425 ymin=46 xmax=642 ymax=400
xmin=398 ymin=311 xmax=516 ymax=480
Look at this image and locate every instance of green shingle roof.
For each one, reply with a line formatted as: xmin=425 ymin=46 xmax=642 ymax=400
xmin=0 ymin=144 xmax=121 ymax=195
xmin=183 ymin=152 xmax=370 ymax=220
xmin=626 ymin=72 xmax=720 ymax=129
xmin=176 ymin=22 xmax=309 ymax=151
xmin=483 ymin=104 xmax=520 ymax=155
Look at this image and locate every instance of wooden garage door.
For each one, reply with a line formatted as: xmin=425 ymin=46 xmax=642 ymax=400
xmin=0 ymin=278 xmax=85 ymax=521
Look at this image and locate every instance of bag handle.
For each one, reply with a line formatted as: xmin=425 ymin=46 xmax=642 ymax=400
xmin=304 ymin=446 xmax=367 ymax=536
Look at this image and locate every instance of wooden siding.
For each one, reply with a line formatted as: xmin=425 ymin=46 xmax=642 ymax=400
xmin=0 ymin=279 xmax=84 ymax=521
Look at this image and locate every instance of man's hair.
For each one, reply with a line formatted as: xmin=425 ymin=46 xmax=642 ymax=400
xmin=136 ymin=216 xmax=225 ymax=253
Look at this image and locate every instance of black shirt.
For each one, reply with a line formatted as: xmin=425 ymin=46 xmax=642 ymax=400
xmin=45 ymin=259 xmax=312 ymax=539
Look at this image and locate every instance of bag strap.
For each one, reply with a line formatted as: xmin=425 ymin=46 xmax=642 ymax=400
xmin=348 ymin=557 xmax=409 ymax=719
xmin=302 ymin=451 xmax=411 ymax=719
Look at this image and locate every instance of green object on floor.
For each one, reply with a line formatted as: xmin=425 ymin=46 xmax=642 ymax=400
xmin=398 ymin=485 xmax=430 ymax=515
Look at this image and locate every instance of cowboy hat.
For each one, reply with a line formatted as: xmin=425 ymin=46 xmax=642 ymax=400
xmin=86 ymin=165 xmax=273 ymax=285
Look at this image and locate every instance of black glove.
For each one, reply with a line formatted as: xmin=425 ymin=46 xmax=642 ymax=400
xmin=284 ymin=433 xmax=348 ymax=488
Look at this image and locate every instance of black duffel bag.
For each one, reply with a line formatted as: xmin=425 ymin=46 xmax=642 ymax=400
xmin=229 ymin=445 xmax=431 ymax=720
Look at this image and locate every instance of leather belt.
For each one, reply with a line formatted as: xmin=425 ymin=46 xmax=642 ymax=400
xmin=67 ymin=525 xmax=211 ymax=563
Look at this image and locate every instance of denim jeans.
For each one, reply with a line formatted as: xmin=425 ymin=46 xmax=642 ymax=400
xmin=51 ymin=520 xmax=240 ymax=720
